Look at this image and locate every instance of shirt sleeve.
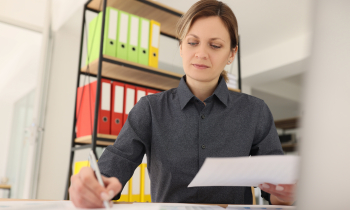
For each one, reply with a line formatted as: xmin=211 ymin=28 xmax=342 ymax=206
xmin=250 ymin=101 xmax=284 ymax=204
xmin=97 ymin=96 xmax=152 ymax=200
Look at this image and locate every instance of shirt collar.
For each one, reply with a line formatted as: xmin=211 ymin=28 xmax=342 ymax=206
xmin=177 ymin=76 xmax=195 ymax=110
xmin=212 ymin=76 xmax=229 ymax=107
xmin=177 ymin=75 xmax=229 ymax=110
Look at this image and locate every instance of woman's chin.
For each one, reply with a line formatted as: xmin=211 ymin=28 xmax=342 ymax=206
xmin=186 ymin=73 xmax=218 ymax=83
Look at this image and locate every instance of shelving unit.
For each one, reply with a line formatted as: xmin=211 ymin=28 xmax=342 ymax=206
xmin=275 ymin=118 xmax=299 ymax=152
xmin=75 ymin=134 xmax=117 ymax=146
xmin=0 ymin=185 xmax=11 ymax=198
xmin=65 ymin=0 xmax=242 ymax=200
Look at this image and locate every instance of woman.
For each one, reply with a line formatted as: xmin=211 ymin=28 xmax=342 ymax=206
xmin=69 ymin=0 xmax=296 ymax=208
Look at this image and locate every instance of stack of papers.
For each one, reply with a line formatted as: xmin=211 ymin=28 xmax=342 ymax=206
xmin=188 ymin=155 xmax=299 ymax=187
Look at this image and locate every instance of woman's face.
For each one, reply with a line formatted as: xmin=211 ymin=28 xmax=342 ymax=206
xmin=180 ymin=16 xmax=237 ymax=84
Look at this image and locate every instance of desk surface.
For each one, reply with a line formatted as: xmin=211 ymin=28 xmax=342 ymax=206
xmin=0 ymin=200 xmax=296 ymax=210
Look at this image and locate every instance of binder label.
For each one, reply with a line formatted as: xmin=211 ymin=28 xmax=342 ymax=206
xmin=130 ymin=16 xmax=139 ymax=46
xmin=125 ymin=88 xmax=135 ymax=114
xmin=108 ymin=9 xmax=118 ymax=40
xmin=121 ymin=180 xmax=129 ymax=195
xmin=101 ymin=82 xmax=111 ymax=111
xmin=151 ymin=24 xmax=160 ymax=48
xmin=141 ymin=20 xmax=149 ymax=49
xmin=137 ymin=90 xmax=146 ymax=102
xmin=120 ymin=13 xmax=129 ymax=43
xmin=114 ymin=86 xmax=124 ymax=113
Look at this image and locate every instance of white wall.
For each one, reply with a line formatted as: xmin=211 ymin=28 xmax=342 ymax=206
xmin=0 ymin=21 xmax=42 ymax=199
xmin=36 ymin=8 xmax=83 ymax=200
xmin=298 ymin=1 xmax=350 ymax=208
xmin=0 ymin=101 xmax=14 ymax=198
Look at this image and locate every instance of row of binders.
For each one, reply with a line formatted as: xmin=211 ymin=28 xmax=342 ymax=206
xmin=227 ymin=73 xmax=238 ymax=89
xmin=74 ymin=155 xmax=151 ymax=202
xmin=86 ymin=6 xmax=161 ymax=68
xmin=75 ymin=79 xmax=160 ymax=138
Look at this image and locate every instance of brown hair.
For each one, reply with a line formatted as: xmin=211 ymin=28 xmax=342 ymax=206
xmin=176 ymin=0 xmax=238 ymax=83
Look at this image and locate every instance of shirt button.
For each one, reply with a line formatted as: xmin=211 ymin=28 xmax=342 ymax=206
xmin=201 ymin=115 xmax=205 ymax=119
xmin=201 ymin=145 xmax=206 ymax=149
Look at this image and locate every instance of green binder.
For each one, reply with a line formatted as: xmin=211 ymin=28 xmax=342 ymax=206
xmin=116 ymin=11 xmax=129 ymax=60
xmin=138 ymin=17 xmax=150 ymax=66
xmin=86 ymin=7 xmax=119 ymax=65
xmin=127 ymin=14 xmax=140 ymax=63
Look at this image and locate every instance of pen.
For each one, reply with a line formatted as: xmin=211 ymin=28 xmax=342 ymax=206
xmin=88 ymin=150 xmax=110 ymax=209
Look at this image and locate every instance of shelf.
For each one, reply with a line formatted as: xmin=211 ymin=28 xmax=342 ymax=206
xmin=82 ymin=55 xmax=182 ymax=90
xmin=281 ymin=143 xmax=297 ymax=152
xmin=81 ymin=55 xmax=241 ymax=92
xmin=275 ymin=118 xmax=299 ymax=130
xmin=0 ymin=185 xmax=11 ymax=189
xmin=87 ymin=0 xmax=183 ymax=39
xmin=75 ymin=134 xmax=117 ymax=146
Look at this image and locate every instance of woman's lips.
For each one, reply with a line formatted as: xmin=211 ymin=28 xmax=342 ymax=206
xmin=192 ymin=64 xmax=209 ymax=69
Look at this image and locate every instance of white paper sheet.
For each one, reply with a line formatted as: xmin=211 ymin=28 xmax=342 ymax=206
xmin=188 ymin=155 xmax=299 ymax=187
xmin=0 ymin=201 xmax=295 ymax=210
xmin=0 ymin=201 xmax=72 ymax=209
xmin=226 ymin=205 xmax=295 ymax=210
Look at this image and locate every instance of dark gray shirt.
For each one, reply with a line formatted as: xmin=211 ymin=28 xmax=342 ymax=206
xmin=98 ymin=76 xmax=283 ymax=204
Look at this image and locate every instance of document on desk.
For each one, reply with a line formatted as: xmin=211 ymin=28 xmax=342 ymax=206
xmin=188 ymin=155 xmax=299 ymax=187
xmin=0 ymin=201 xmax=295 ymax=210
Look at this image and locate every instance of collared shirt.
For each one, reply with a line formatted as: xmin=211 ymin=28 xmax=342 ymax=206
xmin=98 ymin=76 xmax=284 ymax=204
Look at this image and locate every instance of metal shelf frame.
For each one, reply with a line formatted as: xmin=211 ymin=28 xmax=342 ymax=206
xmin=64 ymin=0 xmax=242 ymax=200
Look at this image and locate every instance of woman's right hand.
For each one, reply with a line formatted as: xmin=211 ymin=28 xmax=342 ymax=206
xmin=69 ymin=167 xmax=122 ymax=208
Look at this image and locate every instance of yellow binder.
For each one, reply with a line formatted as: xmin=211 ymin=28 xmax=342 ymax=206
xmin=148 ymin=20 xmax=160 ymax=68
xmin=118 ymin=180 xmax=129 ymax=202
xmin=141 ymin=155 xmax=151 ymax=202
xmin=74 ymin=161 xmax=90 ymax=175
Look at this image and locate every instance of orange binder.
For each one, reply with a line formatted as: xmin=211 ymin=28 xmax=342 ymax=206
xmin=135 ymin=87 xmax=146 ymax=104
xmin=76 ymin=79 xmax=111 ymax=137
xmin=123 ymin=84 xmax=136 ymax=125
xmin=111 ymin=81 xmax=124 ymax=136
xmin=146 ymin=88 xmax=158 ymax=95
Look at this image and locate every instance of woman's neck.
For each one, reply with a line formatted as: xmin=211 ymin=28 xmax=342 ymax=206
xmin=185 ymin=75 xmax=219 ymax=102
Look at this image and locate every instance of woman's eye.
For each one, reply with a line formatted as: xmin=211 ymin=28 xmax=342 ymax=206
xmin=211 ymin=45 xmax=221 ymax=49
xmin=188 ymin=42 xmax=198 ymax=46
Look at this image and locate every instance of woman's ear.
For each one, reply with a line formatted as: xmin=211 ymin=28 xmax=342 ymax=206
xmin=228 ymin=46 xmax=238 ymax=63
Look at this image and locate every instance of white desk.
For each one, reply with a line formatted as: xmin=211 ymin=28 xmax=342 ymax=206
xmin=0 ymin=200 xmax=296 ymax=209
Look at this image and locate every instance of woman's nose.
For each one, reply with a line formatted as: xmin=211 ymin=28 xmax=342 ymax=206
xmin=195 ymin=45 xmax=209 ymax=60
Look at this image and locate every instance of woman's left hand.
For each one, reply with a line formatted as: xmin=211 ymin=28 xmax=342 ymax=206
xmin=259 ymin=183 xmax=296 ymax=205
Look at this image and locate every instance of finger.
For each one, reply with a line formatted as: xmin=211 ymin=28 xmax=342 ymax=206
xmin=260 ymin=189 xmax=294 ymax=203
xmin=102 ymin=176 xmax=122 ymax=199
xmin=259 ymin=184 xmax=294 ymax=200
xmin=79 ymin=167 xmax=110 ymax=201
xmin=261 ymin=183 xmax=295 ymax=194
xmin=260 ymin=186 xmax=294 ymax=198
xmin=271 ymin=192 xmax=295 ymax=203
xmin=71 ymin=194 xmax=102 ymax=208
xmin=71 ymin=174 xmax=105 ymax=208
xmin=275 ymin=183 xmax=297 ymax=193
xmin=69 ymin=182 xmax=103 ymax=208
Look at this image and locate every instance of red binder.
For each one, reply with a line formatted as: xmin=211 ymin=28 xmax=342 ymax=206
xmin=135 ymin=87 xmax=146 ymax=104
xmin=123 ymin=84 xmax=136 ymax=125
xmin=146 ymin=88 xmax=158 ymax=95
xmin=76 ymin=79 xmax=111 ymax=138
xmin=111 ymin=81 xmax=124 ymax=136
